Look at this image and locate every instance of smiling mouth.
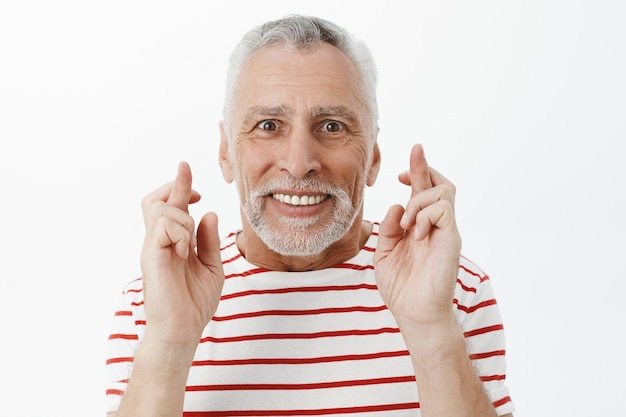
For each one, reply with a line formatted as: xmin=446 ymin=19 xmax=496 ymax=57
xmin=271 ymin=193 xmax=329 ymax=206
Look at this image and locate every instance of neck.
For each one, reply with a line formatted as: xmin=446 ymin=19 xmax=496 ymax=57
xmin=237 ymin=218 xmax=373 ymax=272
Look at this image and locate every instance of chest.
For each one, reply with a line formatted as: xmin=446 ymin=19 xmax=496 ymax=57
xmin=183 ymin=269 xmax=421 ymax=415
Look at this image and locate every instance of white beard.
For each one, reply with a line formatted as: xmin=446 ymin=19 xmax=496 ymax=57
xmin=239 ymin=176 xmax=361 ymax=257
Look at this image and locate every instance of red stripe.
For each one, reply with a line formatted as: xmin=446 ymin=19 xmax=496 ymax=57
xmin=220 ymin=283 xmax=378 ymax=301
xmin=219 ymin=239 xmax=237 ymax=250
xmin=106 ymin=388 xmax=124 ymax=396
xmin=131 ymin=301 xmax=144 ymax=307
xmin=464 ymin=324 xmax=504 ymax=338
xmin=122 ymin=278 xmax=143 ymax=294
xmin=459 ymin=264 xmax=489 ymax=281
xmin=225 ymin=264 xmax=374 ymax=275
xmin=454 ymin=298 xmax=497 ymax=313
xmin=212 ymin=305 xmax=388 ymax=322
xmin=469 ymin=349 xmax=506 ymax=360
xmin=480 ymin=374 xmax=506 ymax=382
xmin=106 ymin=357 xmax=134 ymax=365
xmin=200 ymin=327 xmax=401 ymax=344
xmin=225 ymin=267 xmax=271 ymax=280
xmin=362 ymin=245 xmax=375 ymax=252
xmin=182 ymin=402 xmax=419 ymax=416
xmin=135 ymin=320 xmax=146 ymax=326
xmin=114 ymin=310 xmax=132 ymax=316
xmin=108 ymin=333 xmax=138 ymax=341
xmin=456 ymin=278 xmax=477 ymax=293
xmin=222 ymin=253 xmax=243 ymax=265
xmin=493 ymin=395 xmax=512 ymax=408
xmin=333 ymin=263 xmax=374 ymax=271
xmin=193 ymin=350 xmax=410 ymax=367
xmin=187 ymin=375 xmax=416 ymax=392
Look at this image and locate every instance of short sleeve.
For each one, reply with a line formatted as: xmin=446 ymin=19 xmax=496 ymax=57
xmin=104 ymin=279 xmax=145 ymax=413
xmin=453 ymin=256 xmax=515 ymax=416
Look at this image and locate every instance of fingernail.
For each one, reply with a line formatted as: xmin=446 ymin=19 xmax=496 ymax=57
xmin=413 ymin=226 xmax=421 ymax=240
xmin=400 ymin=213 xmax=408 ymax=227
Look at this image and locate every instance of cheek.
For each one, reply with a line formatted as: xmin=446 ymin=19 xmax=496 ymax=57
xmin=333 ymin=160 xmax=369 ymax=202
xmin=233 ymin=149 xmax=273 ymax=195
xmin=233 ymin=143 xmax=262 ymax=175
xmin=350 ymin=176 xmax=367 ymax=203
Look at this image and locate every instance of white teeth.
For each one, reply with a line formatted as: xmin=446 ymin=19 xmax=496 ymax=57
xmin=273 ymin=193 xmax=327 ymax=206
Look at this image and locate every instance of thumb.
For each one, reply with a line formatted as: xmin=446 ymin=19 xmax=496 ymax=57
xmin=196 ymin=212 xmax=223 ymax=271
xmin=375 ymin=204 xmax=405 ymax=258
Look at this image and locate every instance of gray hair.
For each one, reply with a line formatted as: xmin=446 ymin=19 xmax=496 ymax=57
xmin=222 ymin=15 xmax=378 ymax=138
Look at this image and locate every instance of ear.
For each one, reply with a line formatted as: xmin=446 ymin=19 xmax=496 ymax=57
xmin=366 ymin=133 xmax=381 ymax=187
xmin=219 ymin=122 xmax=234 ymax=183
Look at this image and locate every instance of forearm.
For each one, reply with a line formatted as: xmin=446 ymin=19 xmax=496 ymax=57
xmin=114 ymin=338 xmax=197 ymax=417
xmin=401 ymin=317 xmax=498 ymax=417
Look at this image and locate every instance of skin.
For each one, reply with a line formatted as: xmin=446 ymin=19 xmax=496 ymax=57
xmin=109 ymin=43 xmax=513 ymax=417
xmin=219 ymin=43 xmax=380 ymax=271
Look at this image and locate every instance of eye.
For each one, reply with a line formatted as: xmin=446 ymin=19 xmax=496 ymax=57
xmin=256 ymin=120 xmax=279 ymax=131
xmin=321 ymin=120 xmax=344 ymax=133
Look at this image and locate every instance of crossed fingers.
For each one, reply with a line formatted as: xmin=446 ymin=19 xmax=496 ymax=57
xmin=141 ymin=162 xmax=201 ymax=259
xmin=399 ymin=145 xmax=457 ymax=240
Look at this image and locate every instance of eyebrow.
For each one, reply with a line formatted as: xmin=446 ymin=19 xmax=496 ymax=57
xmin=241 ymin=104 xmax=359 ymax=124
xmin=309 ymin=105 xmax=359 ymax=123
xmin=242 ymin=105 xmax=293 ymax=126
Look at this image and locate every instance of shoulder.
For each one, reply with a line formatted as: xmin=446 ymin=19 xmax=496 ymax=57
xmin=121 ymin=277 xmax=143 ymax=294
xmin=458 ymin=255 xmax=490 ymax=286
xmin=455 ymin=255 xmax=499 ymax=303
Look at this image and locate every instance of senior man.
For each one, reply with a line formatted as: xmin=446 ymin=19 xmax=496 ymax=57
xmin=106 ymin=15 xmax=515 ymax=417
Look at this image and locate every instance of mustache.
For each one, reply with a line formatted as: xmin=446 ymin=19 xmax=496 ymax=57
xmin=249 ymin=176 xmax=345 ymax=198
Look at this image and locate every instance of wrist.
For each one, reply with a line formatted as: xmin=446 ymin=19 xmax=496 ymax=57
xmin=137 ymin=333 xmax=199 ymax=375
xmin=116 ymin=337 xmax=196 ymax=417
xmin=396 ymin=314 xmax=465 ymax=359
xmin=398 ymin=316 xmax=498 ymax=416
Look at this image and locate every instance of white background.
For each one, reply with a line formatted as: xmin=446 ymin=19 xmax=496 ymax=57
xmin=1 ymin=1 xmax=624 ymax=415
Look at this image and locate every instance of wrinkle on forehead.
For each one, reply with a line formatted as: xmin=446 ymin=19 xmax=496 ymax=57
xmin=231 ymin=43 xmax=371 ymax=137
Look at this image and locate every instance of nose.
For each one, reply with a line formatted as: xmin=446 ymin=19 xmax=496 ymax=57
xmin=278 ymin=126 xmax=322 ymax=179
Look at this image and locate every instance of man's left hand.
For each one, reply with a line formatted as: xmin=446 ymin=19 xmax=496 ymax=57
xmin=374 ymin=144 xmax=461 ymax=330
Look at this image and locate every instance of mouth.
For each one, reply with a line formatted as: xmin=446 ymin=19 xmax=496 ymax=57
xmin=271 ymin=193 xmax=329 ymax=206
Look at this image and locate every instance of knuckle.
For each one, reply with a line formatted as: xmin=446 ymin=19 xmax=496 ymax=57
xmin=145 ymin=201 xmax=165 ymax=223
xmin=153 ymin=213 xmax=170 ymax=227
xmin=434 ymin=184 xmax=454 ymax=201
xmin=439 ymin=199 xmax=455 ymax=212
xmin=140 ymin=194 xmax=153 ymax=211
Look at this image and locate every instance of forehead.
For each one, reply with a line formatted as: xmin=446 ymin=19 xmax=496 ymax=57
xmin=233 ymin=43 xmax=366 ymax=121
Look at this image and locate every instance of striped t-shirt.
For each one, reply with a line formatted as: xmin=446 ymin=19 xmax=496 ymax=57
xmin=106 ymin=222 xmax=514 ymax=416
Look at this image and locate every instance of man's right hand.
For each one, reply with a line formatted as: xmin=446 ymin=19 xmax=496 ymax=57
xmin=113 ymin=162 xmax=224 ymax=417
xmin=140 ymin=161 xmax=225 ymax=347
